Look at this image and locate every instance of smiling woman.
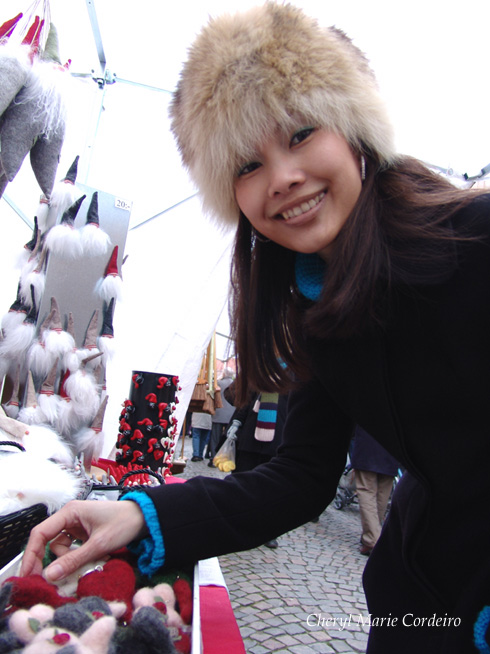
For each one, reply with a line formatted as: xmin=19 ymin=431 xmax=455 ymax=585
xmin=20 ymin=4 xmax=490 ymax=654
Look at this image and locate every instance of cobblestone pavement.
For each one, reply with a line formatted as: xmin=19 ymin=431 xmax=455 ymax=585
xmin=177 ymin=436 xmax=370 ymax=653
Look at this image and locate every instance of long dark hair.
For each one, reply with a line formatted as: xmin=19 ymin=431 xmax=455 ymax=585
xmin=230 ymin=154 xmax=486 ymax=406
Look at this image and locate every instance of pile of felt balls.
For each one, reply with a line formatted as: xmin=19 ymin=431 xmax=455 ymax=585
xmin=0 ymin=551 xmax=193 ymax=653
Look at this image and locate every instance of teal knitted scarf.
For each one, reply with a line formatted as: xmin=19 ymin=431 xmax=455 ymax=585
xmin=294 ymin=252 xmax=326 ymax=302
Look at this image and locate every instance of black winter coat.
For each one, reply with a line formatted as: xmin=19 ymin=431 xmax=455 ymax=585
xmin=146 ymin=195 xmax=490 ymax=653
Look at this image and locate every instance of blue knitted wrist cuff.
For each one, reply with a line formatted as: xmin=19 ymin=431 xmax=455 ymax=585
xmin=120 ymin=491 xmax=165 ymax=576
xmin=474 ymin=606 xmax=490 ymax=654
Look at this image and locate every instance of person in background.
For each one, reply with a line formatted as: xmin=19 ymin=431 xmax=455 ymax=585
xmin=190 ymin=411 xmax=212 ymax=462
xmin=208 ymin=368 xmax=236 ymax=467
xmin=21 ymin=5 xmax=490 ymax=652
xmin=350 ymin=425 xmax=399 ymax=556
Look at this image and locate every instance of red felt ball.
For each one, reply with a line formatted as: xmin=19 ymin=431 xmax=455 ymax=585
xmin=76 ymin=559 xmax=135 ymax=622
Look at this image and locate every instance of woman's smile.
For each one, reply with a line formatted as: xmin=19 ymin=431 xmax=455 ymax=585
xmin=278 ymin=190 xmax=326 ymax=221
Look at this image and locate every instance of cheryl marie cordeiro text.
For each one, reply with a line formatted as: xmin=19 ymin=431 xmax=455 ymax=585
xmin=306 ymin=613 xmax=461 ymax=631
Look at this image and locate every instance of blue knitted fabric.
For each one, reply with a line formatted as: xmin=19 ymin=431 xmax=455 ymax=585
xmin=294 ymin=253 xmax=326 ymax=302
xmin=474 ymin=606 xmax=490 ymax=653
xmin=120 ymin=491 xmax=165 ymax=576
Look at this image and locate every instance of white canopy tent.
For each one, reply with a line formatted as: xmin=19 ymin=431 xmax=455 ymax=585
xmin=0 ymin=0 xmax=489 ymax=457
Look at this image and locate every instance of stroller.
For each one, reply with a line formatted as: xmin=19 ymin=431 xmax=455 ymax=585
xmin=333 ymin=461 xmax=404 ymax=510
xmin=333 ymin=460 xmax=357 ymax=510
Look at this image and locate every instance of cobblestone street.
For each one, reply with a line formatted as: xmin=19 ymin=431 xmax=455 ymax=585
xmin=178 ymin=437 xmax=370 ymax=653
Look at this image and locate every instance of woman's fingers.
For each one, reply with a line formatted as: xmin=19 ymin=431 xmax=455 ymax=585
xmin=20 ymin=504 xmax=80 ymax=577
xmin=20 ymin=499 xmax=148 ymax=581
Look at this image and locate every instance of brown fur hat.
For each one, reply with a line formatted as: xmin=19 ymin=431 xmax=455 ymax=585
xmin=170 ymin=1 xmax=396 ymax=227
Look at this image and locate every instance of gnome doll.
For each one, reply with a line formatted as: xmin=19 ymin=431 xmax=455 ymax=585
xmin=78 ymin=310 xmax=101 ymax=370
xmin=18 ymin=370 xmax=44 ymax=424
xmin=98 ymin=298 xmax=116 ymax=364
xmin=16 ymin=216 xmax=39 ymax=269
xmin=0 ymin=285 xmax=38 ymax=359
xmin=41 ymin=155 xmax=80 ymax=233
xmin=19 ymin=245 xmax=48 ymax=309
xmin=80 ymin=191 xmax=111 ymax=256
xmin=27 ymin=306 xmax=57 ymax=377
xmin=1 ymin=282 xmax=28 ymax=334
xmin=95 ymin=245 xmax=123 ymax=302
xmin=44 ymin=297 xmax=75 ymax=359
xmin=73 ymin=394 xmax=108 ymax=471
xmin=45 ymin=194 xmax=85 ymax=258
xmin=38 ymin=358 xmax=61 ymax=425
xmin=2 ymin=365 xmax=21 ymax=418
xmin=62 ymin=311 xmax=82 ymax=373
xmin=63 ymin=351 xmax=102 ymax=428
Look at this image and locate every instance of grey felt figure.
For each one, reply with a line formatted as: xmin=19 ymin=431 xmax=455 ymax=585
xmin=0 ymin=81 xmax=65 ymax=196
xmin=52 ymin=596 xmax=115 ymax=636
xmin=30 ymin=129 xmax=66 ymax=198
xmin=0 ymin=52 xmax=29 ymax=118
xmin=109 ymin=606 xmax=177 ymax=654
xmin=52 ymin=602 xmax=99 ymax=636
xmin=0 ymin=584 xmax=23 ymax=653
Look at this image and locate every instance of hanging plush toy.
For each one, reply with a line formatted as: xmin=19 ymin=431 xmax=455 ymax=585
xmin=27 ymin=305 xmax=57 ymax=377
xmin=0 ymin=285 xmax=38 ymax=360
xmin=2 ymin=364 xmax=21 ymax=418
xmin=44 ymin=297 xmax=75 ymax=359
xmin=73 ymin=395 xmax=108 ymax=470
xmin=37 ymin=357 xmax=61 ymax=425
xmin=0 ymin=14 xmax=71 ymax=200
xmin=19 ymin=245 xmax=48 ymax=310
xmin=1 ymin=283 xmax=29 ymax=335
xmin=62 ymin=311 xmax=82 ymax=373
xmin=41 ymin=155 xmax=80 ymax=233
xmin=77 ymin=310 xmax=101 ymax=369
xmin=17 ymin=370 xmax=44 ymax=424
xmin=80 ymin=192 xmax=111 ymax=256
xmin=98 ymin=297 xmax=115 ymax=364
xmin=45 ymin=195 xmax=84 ymax=258
xmin=95 ymin=245 xmax=123 ymax=302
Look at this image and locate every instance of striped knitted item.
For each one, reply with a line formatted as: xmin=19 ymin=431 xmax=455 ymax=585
xmin=254 ymin=392 xmax=279 ymax=442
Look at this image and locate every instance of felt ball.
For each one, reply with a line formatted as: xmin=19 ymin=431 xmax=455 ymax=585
xmin=76 ymin=559 xmax=135 ymax=623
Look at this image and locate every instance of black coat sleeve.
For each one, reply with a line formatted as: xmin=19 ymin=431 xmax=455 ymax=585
xmin=143 ymin=377 xmax=353 ymax=568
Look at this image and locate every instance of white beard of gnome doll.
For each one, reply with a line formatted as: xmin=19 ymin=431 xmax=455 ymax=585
xmin=116 ymin=372 xmax=181 ymax=474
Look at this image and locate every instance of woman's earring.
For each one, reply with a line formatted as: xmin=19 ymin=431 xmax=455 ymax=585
xmin=360 ymin=155 xmax=366 ymax=182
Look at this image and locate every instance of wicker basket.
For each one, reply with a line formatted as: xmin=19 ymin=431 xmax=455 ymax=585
xmin=0 ymin=502 xmax=48 ymax=570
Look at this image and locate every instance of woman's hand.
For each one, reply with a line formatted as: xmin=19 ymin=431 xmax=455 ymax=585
xmin=20 ymin=499 xmax=148 ymax=582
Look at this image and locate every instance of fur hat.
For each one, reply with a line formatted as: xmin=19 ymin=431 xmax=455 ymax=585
xmin=171 ymin=1 xmax=396 ymax=227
